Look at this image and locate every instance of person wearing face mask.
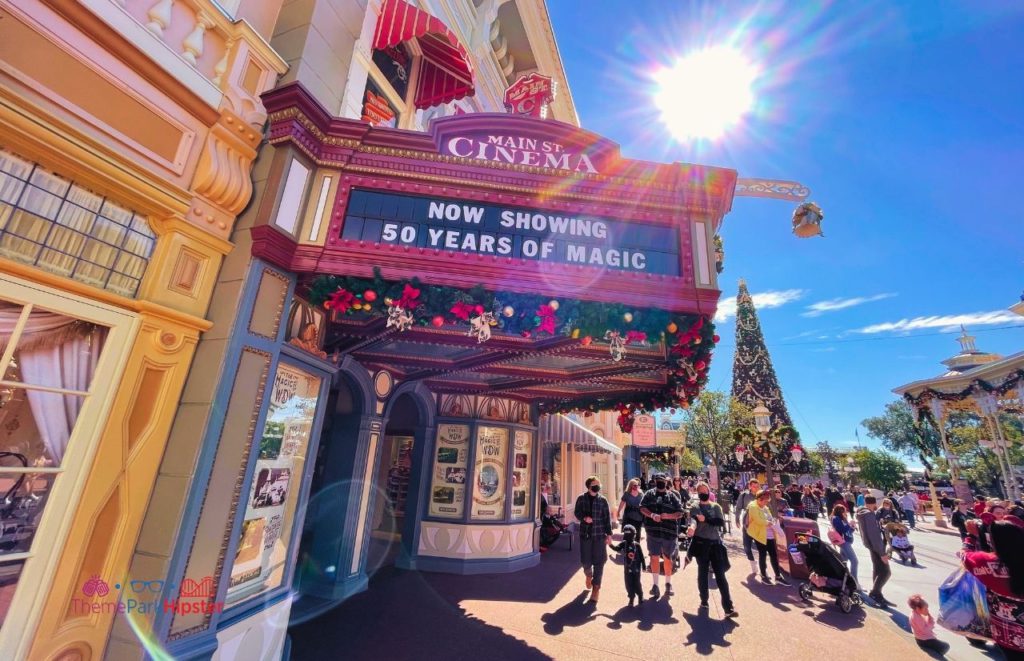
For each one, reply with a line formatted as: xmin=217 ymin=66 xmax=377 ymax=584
xmin=686 ymin=482 xmax=738 ymax=617
xmin=640 ymin=473 xmax=685 ymax=598
xmin=574 ymin=476 xmax=612 ymax=604
xmin=617 ymin=479 xmax=645 ymax=545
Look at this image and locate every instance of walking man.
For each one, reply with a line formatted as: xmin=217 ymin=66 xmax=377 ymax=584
xmin=899 ymin=491 xmax=919 ymax=529
xmin=574 ymin=475 xmax=612 ymax=604
xmin=857 ymin=495 xmax=892 ymax=607
xmin=734 ymin=478 xmax=760 ymax=575
xmin=640 ymin=473 xmax=685 ymax=598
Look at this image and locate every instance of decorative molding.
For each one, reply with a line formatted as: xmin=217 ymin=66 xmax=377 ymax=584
xmin=417 ymin=521 xmax=534 ymax=559
xmin=191 ymin=109 xmax=260 ymax=217
xmin=246 ymin=268 xmax=290 ymax=341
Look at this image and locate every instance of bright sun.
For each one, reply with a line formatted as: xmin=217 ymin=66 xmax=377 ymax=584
xmin=654 ymin=46 xmax=758 ymax=141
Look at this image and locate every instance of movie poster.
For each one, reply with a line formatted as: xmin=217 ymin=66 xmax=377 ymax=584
xmin=510 ymin=430 xmax=533 ymax=519
xmin=429 ymin=424 xmax=470 ymax=518
xmin=227 ymin=363 xmax=321 ymax=604
xmin=472 ymin=426 xmax=508 ymax=521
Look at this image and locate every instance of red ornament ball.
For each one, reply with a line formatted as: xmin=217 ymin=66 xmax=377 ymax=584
xmin=581 ymin=336 xmax=593 ymax=346
xmin=712 ymin=334 xmax=720 ymax=343
xmin=364 ymin=290 xmax=378 ymax=302
xmin=431 ymin=315 xmax=445 ymax=328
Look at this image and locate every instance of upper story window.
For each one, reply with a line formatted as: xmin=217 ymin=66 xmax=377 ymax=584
xmin=0 ymin=149 xmax=155 ymax=297
xmin=363 ymin=44 xmax=412 ymax=128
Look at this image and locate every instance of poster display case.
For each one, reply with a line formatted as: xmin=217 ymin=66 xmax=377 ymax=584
xmin=471 ymin=426 xmax=508 ymax=521
xmin=428 ymin=424 xmax=470 ymax=518
xmin=510 ymin=431 xmax=533 ymax=520
xmin=227 ymin=362 xmax=321 ymax=606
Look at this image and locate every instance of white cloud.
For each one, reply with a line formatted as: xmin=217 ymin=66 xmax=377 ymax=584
xmin=853 ymin=310 xmax=1021 ymax=334
xmin=715 ymin=289 xmax=806 ymax=322
xmin=802 ymin=293 xmax=896 ymax=317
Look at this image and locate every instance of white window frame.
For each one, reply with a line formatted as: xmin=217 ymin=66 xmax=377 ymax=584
xmin=0 ymin=272 xmax=139 ymax=659
xmin=363 ymin=39 xmax=423 ymax=130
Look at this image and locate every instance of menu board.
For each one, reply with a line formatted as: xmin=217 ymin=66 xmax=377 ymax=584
xmin=471 ymin=426 xmax=508 ymax=521
xmin=227 ymin=363 xmax=321 ymax=605
xmin=429 ymin=424 xmax=471 ymax=518
xmin=510 ymin=431 xmax=533 ymax=519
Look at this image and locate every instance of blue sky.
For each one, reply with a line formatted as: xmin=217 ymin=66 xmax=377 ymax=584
xmin=548 ymin=1 xmax=1024 ymax=460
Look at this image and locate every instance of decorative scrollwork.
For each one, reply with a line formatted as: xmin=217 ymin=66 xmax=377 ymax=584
xmin=735 ymin=178 xmax=811 ymax=202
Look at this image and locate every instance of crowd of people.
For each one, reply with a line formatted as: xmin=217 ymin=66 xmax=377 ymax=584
xmin=566 ymin=473 xmax=1024 ymax=659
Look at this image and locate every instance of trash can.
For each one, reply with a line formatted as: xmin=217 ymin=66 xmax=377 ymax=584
xmin=779 ymin=516 xmax=818 ymax=579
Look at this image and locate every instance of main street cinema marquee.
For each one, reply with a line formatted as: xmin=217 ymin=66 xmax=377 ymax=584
xmin=254 ymin=82 xmax=737 ymax=429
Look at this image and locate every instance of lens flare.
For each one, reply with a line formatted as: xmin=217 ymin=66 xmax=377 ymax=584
xmin=654 ymin=46 xmax=758 ymax=141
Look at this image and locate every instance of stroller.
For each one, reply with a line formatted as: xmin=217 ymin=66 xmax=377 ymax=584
xmin=539 ymin=511 xmax=570 ymax=551
xmin=793 ymin=534 xmax=862 ymax=613
xmin=885 ymin=521 xmax=918 ymax=565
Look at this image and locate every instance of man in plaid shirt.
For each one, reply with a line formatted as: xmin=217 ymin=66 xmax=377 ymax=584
xmin=574 ymin=475 xmax=613 ymax=604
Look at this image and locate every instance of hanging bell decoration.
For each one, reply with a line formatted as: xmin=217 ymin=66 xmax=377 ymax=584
xmin=792 ymin=201 xmax=824 ymax=238
xmin=605 ymin=330 xmax=626 ymax=362
xmin=467 ymin=312 xmax=496 ymax=343
xmin=386 ymin=305 xmax=415 ymax=332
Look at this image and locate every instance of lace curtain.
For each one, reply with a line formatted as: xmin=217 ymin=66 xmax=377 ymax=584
xmin=0 ymin=305 xmax=106 ymax=465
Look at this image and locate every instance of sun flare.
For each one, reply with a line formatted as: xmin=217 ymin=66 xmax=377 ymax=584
xmin=654 ymin=46 xmax=758 ymax=141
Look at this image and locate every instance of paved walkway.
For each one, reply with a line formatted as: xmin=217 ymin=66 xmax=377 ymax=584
xmin=288 ymin=532 xmax=934 ymax=660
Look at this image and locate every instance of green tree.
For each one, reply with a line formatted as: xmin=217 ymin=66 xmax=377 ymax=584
xmin=851 ymin=448 xmax=907 ymax=491
xmin=862 ymin=400 xmax=941 ymax=466
xmin=678 ymin=449 xmax=704 ymax=474
xmin=682 ymin=390 xmax=752 ymax=493
xmin=805 ymin=451 xmax=826 ymax=479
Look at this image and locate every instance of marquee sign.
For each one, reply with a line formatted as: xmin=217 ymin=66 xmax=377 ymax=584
xmin=340 ymin=189 xmax=680 ymax=275
xmin=504 ymin=73 xmax=554 ymax=118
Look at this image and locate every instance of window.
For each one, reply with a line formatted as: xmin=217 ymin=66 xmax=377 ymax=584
xmin=226 ymin=361 xmax=322 ymax=606
xmin=362 ymin=43 xmax=414 ymax=129
xmin=272 ymin=158 xmax=310 ymax=236
xmin=0 ymin=277 xmax=135 ymax=650
xmin=0 ymin=149 xmax=156 ymax=297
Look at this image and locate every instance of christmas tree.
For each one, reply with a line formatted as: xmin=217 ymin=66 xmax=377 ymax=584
xmin=730 ymin=279 xmax=795 ymax=428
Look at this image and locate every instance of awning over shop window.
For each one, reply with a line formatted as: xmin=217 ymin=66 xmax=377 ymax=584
xmin=372 ymin=0 xmax=476 ymax=109
xmin=540 ymin=414 xmax=622 ymax=456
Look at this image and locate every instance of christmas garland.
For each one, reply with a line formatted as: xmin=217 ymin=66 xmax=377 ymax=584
xmin=306 ymin=269 xmax=719 ymax=431
xmin=903 ymin=370 xmax=1024 ymax=408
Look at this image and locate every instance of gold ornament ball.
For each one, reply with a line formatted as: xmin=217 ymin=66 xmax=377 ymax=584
xmin=623 ymin=312 xmax=634 ymax=323
xmin=667 ymin=322 xmax=678 ymax=334
xmin=548 ymin=300 xmax=560 ymax=311
xmin=384 ymin=297 xmax=393 ymax=306
xmin=502 ymin=305 xmax=515 ymax=317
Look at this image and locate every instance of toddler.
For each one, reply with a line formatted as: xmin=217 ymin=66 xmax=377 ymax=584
xmin=890 ymin=529 xmax=917 ymax=565
xmin=610 ymin=524 xmax=647 ymax=606
xmin=908 ymin=594 xmax=949 ymax=656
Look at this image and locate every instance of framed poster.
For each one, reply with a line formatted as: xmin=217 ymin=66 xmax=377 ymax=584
xmin=472 ymin=426 xmax=509 ymax=520
xmin=510 ymin=430 xmax=533 ymax=519
xmin=429 ymin=424 xmax=471 ymax=518
xmin=227 ymin=362 xmax=322 ymax=606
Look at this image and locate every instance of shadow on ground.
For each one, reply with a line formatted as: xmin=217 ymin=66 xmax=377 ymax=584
xmin=289 ymin=564 xmax=553 ymax=661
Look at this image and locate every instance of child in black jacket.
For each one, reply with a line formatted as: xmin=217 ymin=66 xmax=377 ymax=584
xmin=611 ymin=524 xmax=647 ymax=606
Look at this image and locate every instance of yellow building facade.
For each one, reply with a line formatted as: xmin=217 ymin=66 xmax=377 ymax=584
xmin=0 ymin=1 xmax=285 ymax=658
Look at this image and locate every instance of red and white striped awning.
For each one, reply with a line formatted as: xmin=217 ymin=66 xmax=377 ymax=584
xmin=372 ymin=0 xmax=476 ymax=109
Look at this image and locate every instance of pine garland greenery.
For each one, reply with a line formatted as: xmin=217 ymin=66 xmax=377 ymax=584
xmin=306 ymin=269 xmax=719 ymax=430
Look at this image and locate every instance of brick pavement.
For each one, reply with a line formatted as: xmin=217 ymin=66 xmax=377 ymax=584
xmin=288 ymin=533 xmax=933 ymax=660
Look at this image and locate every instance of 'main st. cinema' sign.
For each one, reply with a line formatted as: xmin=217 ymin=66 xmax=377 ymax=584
xmin=340 ymin=189 xmax=680 ymax=275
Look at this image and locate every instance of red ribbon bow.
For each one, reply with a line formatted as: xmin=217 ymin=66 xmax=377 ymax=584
xmin=397 ymin=284 xmax=421 ymax=310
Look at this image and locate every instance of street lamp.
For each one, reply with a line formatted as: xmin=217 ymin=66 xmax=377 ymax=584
xmin=733 ymin=402 xmax=802 ymax=515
